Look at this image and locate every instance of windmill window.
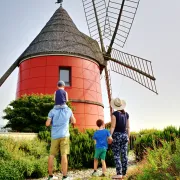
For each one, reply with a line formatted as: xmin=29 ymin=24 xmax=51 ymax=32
xmin=59 ymin=67 xmax=71 ymax=87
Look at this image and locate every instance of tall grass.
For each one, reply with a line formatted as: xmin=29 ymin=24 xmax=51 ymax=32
xmin=134 ymin=126 xmax=180 ymax=161
xmin=127 ymin=139 xmax=180 ymax=180
xmin=0 ymin=137 xmax=56 ymax=180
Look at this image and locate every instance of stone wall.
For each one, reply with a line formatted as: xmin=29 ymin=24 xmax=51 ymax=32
xmin=0 ymin=133 xmax=38 ymax=140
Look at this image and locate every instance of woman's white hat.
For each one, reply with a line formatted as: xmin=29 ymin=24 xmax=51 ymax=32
xmin=110 ymin=98 xmax=126 ymax=110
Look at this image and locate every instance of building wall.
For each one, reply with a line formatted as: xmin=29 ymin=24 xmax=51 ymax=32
xmin=16 ymin=55 xmax=104 ymax=130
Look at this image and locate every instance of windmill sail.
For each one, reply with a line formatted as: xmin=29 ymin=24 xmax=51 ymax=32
xmin=104 ymin=48 xmax=158 ymax=94
xmin=0 ymin=60 xmax=19 ymax=87
xmin=82 ymin=0 xmax=111 ymax=51
xmin=106 ymin=0 xmax=140 ymax=54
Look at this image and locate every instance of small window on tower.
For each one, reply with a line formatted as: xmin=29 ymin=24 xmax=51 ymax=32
xmin=59 ymin=67 xmax=71 ymax=87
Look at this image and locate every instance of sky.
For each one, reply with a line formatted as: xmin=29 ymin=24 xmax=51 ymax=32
xmin=0 ymin=0 xmax=179 ymax=131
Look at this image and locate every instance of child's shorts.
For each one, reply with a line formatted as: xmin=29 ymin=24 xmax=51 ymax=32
xmin=94 ymin=148 xmax=107 ymax=160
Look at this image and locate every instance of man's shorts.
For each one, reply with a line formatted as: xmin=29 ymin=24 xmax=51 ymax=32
xmin=50 ymin=137 xmax=69 ymax=156
xmin=94 ymin=148 xmax=107 ymax=160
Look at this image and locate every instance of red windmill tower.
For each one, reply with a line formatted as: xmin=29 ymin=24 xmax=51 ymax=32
xmin=0 ymin=1 xmax=105 ymax=130
xmin=0 ymin=0 xmax=158 ymax=130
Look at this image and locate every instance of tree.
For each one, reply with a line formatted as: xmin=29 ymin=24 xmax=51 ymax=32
xmin=3 ymin=94 xmax=73 ymax=133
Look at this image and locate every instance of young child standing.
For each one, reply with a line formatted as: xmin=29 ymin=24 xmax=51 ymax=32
xmin=92 ymin=119 xmax=112 ymax=177
xmin=54 ymin=80 xmax=68 ymax=106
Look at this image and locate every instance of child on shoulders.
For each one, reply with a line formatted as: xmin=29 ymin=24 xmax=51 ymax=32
xmin=54 ymin=80 xmax=68 ymax=106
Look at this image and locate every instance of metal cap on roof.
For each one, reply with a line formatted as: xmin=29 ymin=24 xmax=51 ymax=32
xmin=18 ymin=7 xmax=104 ymax=65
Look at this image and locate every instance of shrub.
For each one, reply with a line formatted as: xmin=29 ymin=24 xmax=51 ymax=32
xmin=138 ymin=128 xmax=159 ymax=135
xmin=135 ymin=139 xmax=180 ymax=180
xmin=18 ymin=138 xmax=48 ymax=158
xmin=0 ymin=160 xmax=25 ymax=180
xmin=105 ymin=122 xmax=111 ymax=129
xmin=38 ymin=130 xmax=51 ymax=143
xmin=31 ymin=157 xmax=49 ymax=178
xmin=133 ymin=126 xmax=180 ymax=161
xmin=172 ymin=139 xmax=180 ymax=173
xmin=3 ymin=94 xmax=73 ymax=132
xmin=0 ymin=142 xmax=11 ymax=160
xmin=0 ymin=137 xmax=55 ymax=179
xmin=69 ymin=128 xmax=94 ymax=168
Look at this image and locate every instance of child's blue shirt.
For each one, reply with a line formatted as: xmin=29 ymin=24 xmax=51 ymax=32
xmin=93 ymin=129 xmax=111 ymax=149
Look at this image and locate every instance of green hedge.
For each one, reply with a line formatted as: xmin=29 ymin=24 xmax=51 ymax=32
xmin=134 ymin=126 xmax=180 ymax=161
xmin=0 ymin=137 xmax=57 ymax=179
xmin=135 ymin=138 xmax=180 ymax=180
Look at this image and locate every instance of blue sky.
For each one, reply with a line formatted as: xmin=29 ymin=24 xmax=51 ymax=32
xmin=0 ymin=0 xmax=179 ymax=131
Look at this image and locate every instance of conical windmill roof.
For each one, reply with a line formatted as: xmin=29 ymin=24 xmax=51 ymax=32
xmin=18 ymin=7 xmax=104 ymax=65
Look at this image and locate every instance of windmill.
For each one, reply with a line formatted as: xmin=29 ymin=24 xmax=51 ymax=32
xmin=0 ymin=0 xmax=157 ymax=129
xmin=81 ymin=0 xmax=157 ymax=113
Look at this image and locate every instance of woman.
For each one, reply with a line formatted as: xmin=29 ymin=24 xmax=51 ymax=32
xmin=110 ymin=98 xmax=130 ymax=179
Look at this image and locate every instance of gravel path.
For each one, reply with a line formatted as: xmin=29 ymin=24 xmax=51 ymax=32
xmin=28 ymin=154 xmax=136 ymax=180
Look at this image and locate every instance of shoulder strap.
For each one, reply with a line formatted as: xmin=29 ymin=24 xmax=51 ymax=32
xmin=125 ymin=112 xmax=129 ymax=129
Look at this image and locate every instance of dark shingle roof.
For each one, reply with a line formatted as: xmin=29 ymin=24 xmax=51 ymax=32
xmin=18 ymin=7 xmax=104 ymax=65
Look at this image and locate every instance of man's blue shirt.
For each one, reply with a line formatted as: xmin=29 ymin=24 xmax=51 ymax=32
xmin=93 ymin=129 xmax=111 ymax=149
xmin=48 ymin=106 xmax=72 ymax=139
